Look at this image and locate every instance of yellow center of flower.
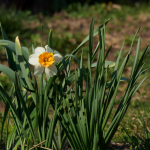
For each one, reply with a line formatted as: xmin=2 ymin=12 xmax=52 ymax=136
xmin=38 ymin=52 xmax=55 ymax=67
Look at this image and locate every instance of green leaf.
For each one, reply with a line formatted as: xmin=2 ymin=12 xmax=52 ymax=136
xmin=22 ymin=46 xmax=29 ymax=55
xmin=6 ymin=127 xmax=16 ymax=150
xmin=91 ymin=61 xmax=115 ymax=68
xmin=89 ymin=16 xmax=95 ymax=64
xmin=0 ymin=102 xmax=9 ymax=148
xmin=0 ymin=39 xmax=29 ymax=61
xmin=129 ymin=28 xmax=140 ymax=54
xmin=120 ymin=77 xmax=128 ymax=82
xmin=0 ymin=42 xmax=8 ymax=45
xmin=72 ymin=19 xmax=110 ymax=56
xmin=102 ymin=54 xmax=129 ymax=130
xmin=15 ymin=36 xmax=36 ymax=102
xmin=0 ymin=86 xmax=28 ymax=141
xmin=129 ymin=37 xmax=141 ymax=81
xmin=0 ymin=64 xmax=15 ymax=82
xmin=15 ymin=72 xmax=37 ymax=148
xmin=5 ymin=112 xmax=10 ymax=150
xmin=48 ymin=29 xmax=52 ymax=48
xmin=45 ymin=94 xmax=58 ymax=148
xmin=23 ymin=86 xmax=37 ymax=93
xmin=0 ymin=24 xmax=17 ymax=71
xmin=58 ymin=19 xmax=110 ymax=73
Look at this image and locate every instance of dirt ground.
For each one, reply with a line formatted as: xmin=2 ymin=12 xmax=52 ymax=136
xmin=48 ymin=11 xmax=150 ymax=59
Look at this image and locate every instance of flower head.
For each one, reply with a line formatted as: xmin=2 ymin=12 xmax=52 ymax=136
xmin=28 ymin=45 xmax=63 ymax=77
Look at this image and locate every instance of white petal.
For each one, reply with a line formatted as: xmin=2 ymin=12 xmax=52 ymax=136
xmin=54 ymin=54 xmax=63 ymax=63
xmin=45 ymin=45 xmax=53 ymax=53
xmin=28 ymin=54 xmax=39 ymax=65
xmin=45 ymin=64 xmax=57 ymax=77
xmin=34 ymin=47 xmax=45 ymax=56
xmin=34 ymin=63 xmax=44 ymax=75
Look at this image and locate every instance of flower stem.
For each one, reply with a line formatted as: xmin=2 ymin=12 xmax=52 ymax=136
xmin=39 ymin=73 xmax=43 ymax=140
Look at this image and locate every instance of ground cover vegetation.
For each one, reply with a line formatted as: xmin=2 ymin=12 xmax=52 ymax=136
xmin=0 ymin=2 xmax=150 ymax=149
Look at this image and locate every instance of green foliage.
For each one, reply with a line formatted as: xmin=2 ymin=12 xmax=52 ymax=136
xmin=0 ymin=6 xmax=38 ymax=45
xmin=0 ymin=16 xmax=149 ymax=150
xmin=52 ymin=31 xmax=85 ymax=56
xmin=0 ymin=74 xmax=12 ymax=93
xmin=111 ymin=99 xmax=150 ymax=144
xmin=55 ymin=19 xmax=149 ymax=150
xmin=124 ymin=119 xmax=150 ymax=150
xmin=64 ymin=3 xmax=146 ymax=22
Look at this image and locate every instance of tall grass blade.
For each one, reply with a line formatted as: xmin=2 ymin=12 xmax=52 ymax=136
xmin=15 ymin=72 xmax=37 ymax=148
xmin=0 ymin=24 xmax=17 ymax=71
xmin=48 ymin=29 xmax=52 ymax=48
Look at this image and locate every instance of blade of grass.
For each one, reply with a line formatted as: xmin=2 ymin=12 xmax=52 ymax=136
xmin=0 ymin=23 xmax=17 ymax=71
xmin=48 ymin=29 xmax=52 ymax=48
xmin=15 ymin=73 xmax=37 ymax=149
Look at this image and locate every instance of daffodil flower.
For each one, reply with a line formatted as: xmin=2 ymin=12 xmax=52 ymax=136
xmin=28 ymin=45 xmax=63 ymax=77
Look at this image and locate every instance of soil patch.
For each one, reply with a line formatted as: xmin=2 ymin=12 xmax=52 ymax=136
xmin=0 ymin=102 xmax=5 ymax=113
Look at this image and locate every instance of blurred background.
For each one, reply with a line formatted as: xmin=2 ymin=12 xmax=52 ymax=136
xmin=1 ymin=0 xmax=150 ymax=145
xmin=0 ymin=0 xmax=150 ymax=13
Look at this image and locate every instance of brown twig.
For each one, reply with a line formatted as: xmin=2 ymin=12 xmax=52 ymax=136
xmin=24 ymin=140 xmax=48 ymax=150
xmin=34 ymin=145 xmax=53 ymax=150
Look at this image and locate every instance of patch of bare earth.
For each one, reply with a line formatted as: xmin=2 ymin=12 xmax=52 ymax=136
xmin=109 ymin=142 xmax=130 ymax=150
xmin=0 ymin=102 xmax=5 ymax=113
xmin=63 ymin=142 xmax=131 ymax=150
